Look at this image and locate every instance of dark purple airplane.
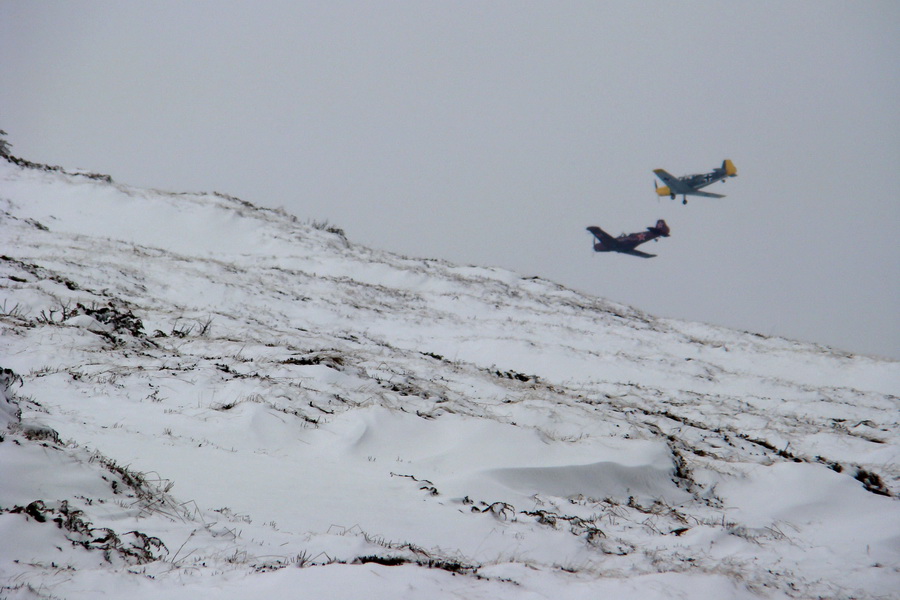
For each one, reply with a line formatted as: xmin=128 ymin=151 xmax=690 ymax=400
xmin=586 ymin=220 xmax=670 ymax=258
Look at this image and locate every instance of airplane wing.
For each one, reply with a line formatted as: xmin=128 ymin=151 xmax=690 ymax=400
xmin=653 ymin=169 xmax=691 ymax=194
xmin=688 ymin=190 xmax=725 ymax=198
xmin=620 ymin=249 xmax=656 ymax=259
xmin=586 ymin=226 xmax=617 ymax=246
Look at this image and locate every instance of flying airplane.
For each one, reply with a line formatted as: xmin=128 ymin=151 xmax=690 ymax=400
xmin=653 ymin=159 xmax=738 ymax=204
xmin=586 ymin=220 xmax=670 ymax=259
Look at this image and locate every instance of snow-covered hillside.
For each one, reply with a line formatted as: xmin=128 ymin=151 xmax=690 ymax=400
xmin=1 ymin=156 xmax=898 ymax=599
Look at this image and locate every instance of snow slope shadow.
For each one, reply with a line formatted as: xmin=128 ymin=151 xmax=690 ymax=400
xmin=487 ymin=460 xmax=691 ymax=505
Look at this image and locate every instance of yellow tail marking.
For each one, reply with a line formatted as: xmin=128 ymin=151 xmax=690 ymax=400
xmin=724 ymin=159 xmax=737 ymax=176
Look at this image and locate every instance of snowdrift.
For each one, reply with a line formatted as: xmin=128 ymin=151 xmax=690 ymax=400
xmin=1 ymin=157 xmax=898 ymax=599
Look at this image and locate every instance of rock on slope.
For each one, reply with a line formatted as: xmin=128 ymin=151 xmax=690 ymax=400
xmin=1 ymin=156 xmax=898 ymax=599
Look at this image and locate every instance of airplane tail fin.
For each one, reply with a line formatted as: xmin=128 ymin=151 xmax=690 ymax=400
xmin=652 ymin=219 xmax=670 ymax=237
xmin=723 ymin=159 xmax=737 ymax=177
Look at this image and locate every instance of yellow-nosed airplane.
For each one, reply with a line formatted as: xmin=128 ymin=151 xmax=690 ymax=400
xmin=654 ymin=160 xmax=737 ymax=204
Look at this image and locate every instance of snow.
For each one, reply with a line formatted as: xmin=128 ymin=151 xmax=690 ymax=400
xmin=1 ymin=157 xmax=899 ymax=599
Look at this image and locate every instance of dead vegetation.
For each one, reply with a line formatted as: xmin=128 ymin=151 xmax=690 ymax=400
xmin=5 ymin=500 xmax=167 ymax=565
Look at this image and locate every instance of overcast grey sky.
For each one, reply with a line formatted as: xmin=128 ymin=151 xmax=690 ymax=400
xmin=2 ymin=1 xmax=898 ymax=359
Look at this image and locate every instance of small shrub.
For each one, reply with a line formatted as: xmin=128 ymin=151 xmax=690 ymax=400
xmin=357 ymin=555 xmax=408 ymax=566
xmin=167 ymin=316 xmax=213 ymax=338
xmin=78 ymin=302 xmax=144 ymax=337
xmin=494 ymin=368 xmax=535 ymax=383
xmin=0 ymin=130 xmax=11 ymax=157
xmin=5 ymin=500 xmax=167 ymax=564
xmin=37 ymin=301 xmax=79 ymax=324
xmin=855 ymin=468 xmax=891 ymax=496
xmin=308 ymin=219 xmax=346 ymax=238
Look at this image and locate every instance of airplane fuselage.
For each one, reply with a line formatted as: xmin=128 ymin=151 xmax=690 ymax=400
xmin=592 ymin=229 xmax=660 ymax=252
xmin=682 ymin=171 xmax=724 ymax=187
